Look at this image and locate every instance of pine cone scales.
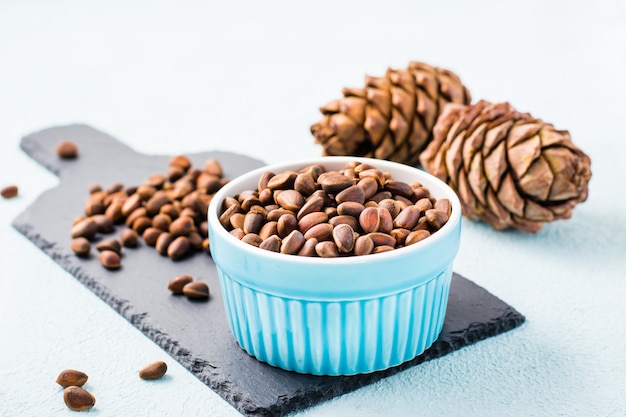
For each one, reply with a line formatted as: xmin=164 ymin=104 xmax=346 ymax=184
xmin=311 ymin=62 xmax=471 ymax=166
xmin=420 ymin=100 xmax=592 ymax=233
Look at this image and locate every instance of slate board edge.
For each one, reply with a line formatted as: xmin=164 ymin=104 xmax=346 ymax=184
xmin=12 ymin=124 xmax=527 ymax=417
xmin=12 ymin=217 xmax=526 ymax=417
xmin=20 ymin=127 xmax=62 ymax=175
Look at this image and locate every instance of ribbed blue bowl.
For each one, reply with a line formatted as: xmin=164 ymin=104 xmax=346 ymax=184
xmin=208 ymin=157 xmax=462 ymax=376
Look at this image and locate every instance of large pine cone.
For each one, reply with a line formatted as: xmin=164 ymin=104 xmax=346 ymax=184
xmin=310 ymin=61 xmax=471 ymax=166
xmin=420 ymin=100 xmax=592 ymax=233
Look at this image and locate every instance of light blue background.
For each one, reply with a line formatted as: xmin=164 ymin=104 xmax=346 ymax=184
xmin=1 ymin=1 xmax=625 ymax=416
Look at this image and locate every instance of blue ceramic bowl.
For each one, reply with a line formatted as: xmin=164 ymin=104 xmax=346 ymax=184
xmin=208 ymin=156 xmax=462 ymax=376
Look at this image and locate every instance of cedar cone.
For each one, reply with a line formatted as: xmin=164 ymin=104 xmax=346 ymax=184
xmin=310 ymin=61 xmax=471 ymax=166
xmin=420 ymin=100 xmax=592 ymax=233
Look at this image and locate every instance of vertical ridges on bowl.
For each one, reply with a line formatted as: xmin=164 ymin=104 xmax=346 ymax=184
xmin=217 ymin=268 xmax=453 ymax=376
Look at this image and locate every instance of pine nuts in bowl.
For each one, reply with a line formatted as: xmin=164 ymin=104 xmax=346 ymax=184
xmin=207 ymin=156 xmax=461 ymax=375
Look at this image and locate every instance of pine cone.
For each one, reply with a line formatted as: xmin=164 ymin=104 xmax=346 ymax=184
xmin=310 ymin=61 xmax=471 ymax=166
xmin=420 ymin=100 xmax=592 ymax=233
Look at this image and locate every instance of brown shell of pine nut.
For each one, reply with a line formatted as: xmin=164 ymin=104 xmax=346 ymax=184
xmin=258 ymin=188 xmax=274 ymax=205
xmin=277 ymin=213 xmax=298 ymax=238
xmin=99 ymin=250 xmax=121 ymax=269
xmin=336 ymin=201 xmax=365 ymax=218
xmin=248 ymin=204 xmax=269 ymax=217
xmin=393 ymin=205 xmax=421 ymax=230
xmin=298 ymin=211 xmax=328 ymax=234
xmin=390 ymin=228 xmax=411 ymax=246
xmin=315 ymin=240 xmax=340 ymax=258
xmin=160 ymin=203 xmax=180 ymax=220
xmin=167 ymin=166 xmax=185 ymax=182
xmin=414 ymin=197 xmax=433 ymax=214
xmin=434 ymin=198 xmax=451 ymax=216
xmin=63 ymin=386 xmax=95 ymax=411
xmin=167 ymin=236 xmax=191 ymax=260
xmin=335 ymin=184 xmax=365 ymax=205
xmin=145 ymin=192 xmax=172 ymax=216
xmin=95 ymin=238 xmax=122 ymax=254
xmin=425 ymin=209 xmax=449 ymax=229
xmin=202 ymin=238 xmax=211 ymax=254
xmin=170 ymin=215 xmax=195 ymax=236
xmin=182 ymin=281 xmax=210 ymax=299
xmin=1 ymin=185 xmax=18 ymax=199
xmin=152 ymin=213 xmax=172 ymax=231
xmin=125 ymin=207 xmax=148 ymax=228
xmin=318 ymin=172 xmax=354 ymax=194
xmin=70 ymin=219 xmax=98 ymax=240
xmin=384 ymin=180 xmax=415 ymax=200
xmin=167 ymin=274 xmax=194 ymax=294
xmin=91 ymin=214 xmax=114 ymax=233
xmin=280 ymin=230 xmax=306 ymax=255
xmin=169 ymin=155 xmax=192 ymax=171
xmin=197 ymin=172 xmax=222 ymax=194
xmin=354 ymin=235 xmax=374 ymax=256
xmin=258 ymin=221 xmax=279 ymax=240
xmin=203 ymin=158 xmax=223 ymax=177
xmin=333 ymin=223 xmax=356 ymax=253
xmin=135 ymin=184 xmax=156 ymax=200
xmin=142 ymin=227 xmax=164 ymax=246
xmin=132 ymin=216 xmax=153 ymax=234
xmin=275 ymin=189 xmax=306 ymax=211
xmin=121 ymin=193 xmax=142 ymax=217
xmin=139 ymin=360 xmax=168 ymax=380
xmin=70 ymin=237 xmax=91 ymax=256
xmin=56 ymin=141 xmax=79 ymax=159
xmin=297 ymin=237 xmax=318 ymax=256
xmin=241 ymin=233 xmax=263 ymax=247
xmin=56 ymin=369 xmax=88 ymax=388
xmin=303 ymin=223 xmax=334 ymax=241
xmin=377 ymin=207 xmax=393 ymax=234
xmin=145 ymin=174 xmax=166 ymax=189
xmin=373 ymin=245 xmax=395 ymax=254
xmin=359 ymin=207 xmax=380 ymax=233
xmin=243 ymin=212 xmax=265 ymax=235
xmin=294 ymin=172 xmax=318 ymax=196
xmin=104 ymin=200 xmax=124 ymax=223
xmin=84 ymin=192 xmax=105 ymax=216
xmin=230 ymin=228 xmax=245 ymax=240
xmin=259 ymin=235 xmax=281 ymax=252
xmin=267 ymin=208 xmax=296 ymax=222
xmin=329 ymin=214 xmax=360 ymax=231
xmin=378 ymin=198 xmax=400 ymax=218
xmin=358 ymin=169 xmax=386 ymax=187
xmin=106 ymin=182 xmax=124 ymax=194
xmin=218 ymin=204 xmax=240 ymax=229
xmin=297 ymin=194 xmax=325 ymax=220
xmin=368 ymin=232 xmax=396 ymax=247
xmin=357 ymin=177 xmax=379 ymax=200
xmin=188 ymin=231 xmax=203 ymax=250
xmin=120 ymin=229 xmax=139 ymax=247
xmin=257 ymin=171 xmax=274 ymax=191
xmin=406 ymin=229 xmax=431 ymax=245
xmin=267 ymin=171 xmax=297 ymax=190
xmin=240 ymin=195 xmax=262 ymax=211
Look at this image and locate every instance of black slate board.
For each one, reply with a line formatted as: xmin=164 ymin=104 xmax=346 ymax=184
xmin=12 ymin=125 xmax=525 ymax=417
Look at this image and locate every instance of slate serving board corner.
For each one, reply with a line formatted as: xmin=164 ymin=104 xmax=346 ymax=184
xmin=12 ymin=124 xmax=525 ymax=417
